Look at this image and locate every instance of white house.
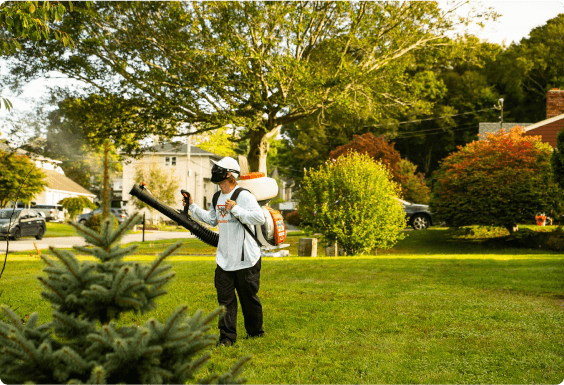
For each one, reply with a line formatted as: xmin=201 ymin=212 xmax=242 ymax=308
xmin=121 ymin=142 xmax=222 ymax=222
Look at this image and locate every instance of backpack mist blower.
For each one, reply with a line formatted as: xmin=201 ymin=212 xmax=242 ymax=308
xmin=129 ymin=173 xmax=288 ymax=250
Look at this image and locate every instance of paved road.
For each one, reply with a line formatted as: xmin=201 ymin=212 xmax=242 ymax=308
xmin=0 ymin=231 xmax=197 ymax=253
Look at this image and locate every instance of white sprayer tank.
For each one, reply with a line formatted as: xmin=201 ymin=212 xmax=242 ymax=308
xmin=237 ymin=173 xmax=278 ymax=202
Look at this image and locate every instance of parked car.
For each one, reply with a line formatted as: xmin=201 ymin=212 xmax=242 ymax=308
xmin=0 ymin=209 xmax=46 ymax=240
xmin=397 ymin=198 xmax=434 ymax=230
xmin=77 ymin=207 xmax=129 ymax=224
xmin=30 ymin=204 xmax=64 ymax=222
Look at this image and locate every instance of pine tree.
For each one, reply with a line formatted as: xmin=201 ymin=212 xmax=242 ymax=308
xmin=0 ymin=142 xmax=249 ymax=384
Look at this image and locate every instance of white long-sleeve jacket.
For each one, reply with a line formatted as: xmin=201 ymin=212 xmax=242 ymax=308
xmin=189 ymin=186 xmax=266 ymax=271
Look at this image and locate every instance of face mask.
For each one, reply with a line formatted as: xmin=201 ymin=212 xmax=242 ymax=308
xmin=211 ymin=164 xmax=230 ymax=183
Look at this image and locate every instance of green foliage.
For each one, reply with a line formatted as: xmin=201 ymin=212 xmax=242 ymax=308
xmin=133 ymin=158 xmax=180 ymax=223
xmin=550 ymin=123 xmax=564 ymax=189
xmin=83 ymin=213 xmax=117 ymax=234
xmin=194 ymin=127 xmax=238 ymax=158
xmin=505 ymin=226 xmax=564 ymax=251
xmin=329 ymin=133 xmax=431 ymax=203
xmin=398 ymin=159 xmax=431 ymax=204
xmin=3 ymin=1 xmax=496 ymax=169
xmin=58 ymin=196 xmax=96 ymax=222
xmin=0 ymin=1 xmax=88 ymax=110
xmin=299 ymin=152 xmax=406 ymax=255
xmin=0 ymin=150 xmax=47 ymax=208
xmin=489 ymin=14 xmax=564 ymax=123
xmin=430 ymin=127 xmax=563 ymax=234
xmin=0 ymin=142 xmax=249 ymax=384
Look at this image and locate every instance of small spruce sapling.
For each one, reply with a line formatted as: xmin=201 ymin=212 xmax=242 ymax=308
xmin=0 ymin=141 xmax=249 ymax=384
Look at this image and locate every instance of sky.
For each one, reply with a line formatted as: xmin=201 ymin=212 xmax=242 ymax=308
xmin=1 ymin=1 xmax=564 ymax=130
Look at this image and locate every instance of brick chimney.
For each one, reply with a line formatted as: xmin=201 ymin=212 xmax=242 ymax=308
xmin=547 ymin=88 xmax=564 ymax=119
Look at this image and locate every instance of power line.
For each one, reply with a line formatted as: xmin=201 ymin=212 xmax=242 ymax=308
xmin=362 ymin=108 xmax=495 ymax=128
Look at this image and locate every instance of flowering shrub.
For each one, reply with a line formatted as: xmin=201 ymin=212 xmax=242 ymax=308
xmin=284 ymin=210 xmax=302 ymax=226
xmin=299 ymin=152 xmax=406 ymax=255
xmin=430 ymin=127 xmax=562 ymax=234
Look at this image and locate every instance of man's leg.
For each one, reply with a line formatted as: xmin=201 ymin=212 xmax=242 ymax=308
xmin=234 ymin=259 xmax=264 ymax=337
xmin=215 ymin=265 xmax=238 ymax=342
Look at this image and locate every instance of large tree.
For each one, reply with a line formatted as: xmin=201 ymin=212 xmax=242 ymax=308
xmin=3 ymin=1 xmax=495 ymax=171
xmin=275 ymin=39 xmax=502 ymax=177
xmin=0 ymin=1 xmax=85 ymax=110
xmin=490 ymin=14 xmax=564 ymax=123
xmin=0 ymin=150 xmax=47 ymax=208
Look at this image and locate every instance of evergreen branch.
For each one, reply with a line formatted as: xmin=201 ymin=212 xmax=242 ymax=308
xmin=198 ymin=373 xmax=220 ymax=384
xmin=69 ymin=221 xmax=104 ymax=245
xmin=0 ymin=305 xmax=24 ymax=331
xmin=48 ymin=248 xmax=80 ymax=279
xmin=144 ymin=242 xmax=182 ymax=281
xmin=163 ymin=305 xmax=188 ymax=339
xmin=40 ymin=255 xmax=57 ymax=268
xmin=87 ymin=366 xmax=107 ymax=385
xmin=37 ymin=277 xmax=66 ymax=301
xmin=110 ymin=267 xmax=130 ymax=300
xmin=177 ymin=353 xmax=211 ymax=378
xmin=115 ymin=297 xmax=142 ymax=307
xmin=108 ymin=214 xmax=142 ymax=245
xmin=8 ymin=334 xmax=37 ymax=363
xmin=56 ymin=347 xmax=90 ymax=372
xmin=72 ymin=245 xmax=98 ymax=256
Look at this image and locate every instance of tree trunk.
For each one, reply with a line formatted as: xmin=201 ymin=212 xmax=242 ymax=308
xmin=247 ymin=125 xmax=280 ymax=173
xmin=505 ymin=224 xmax=519 ymax=235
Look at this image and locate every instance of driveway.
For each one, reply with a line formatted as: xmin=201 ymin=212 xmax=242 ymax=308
xmin=0 ymin=231 xmax=197 ymax=253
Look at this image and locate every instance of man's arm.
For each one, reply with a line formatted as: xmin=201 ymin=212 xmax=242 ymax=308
xmin=185 ymin=197 xmax=218 ymax=226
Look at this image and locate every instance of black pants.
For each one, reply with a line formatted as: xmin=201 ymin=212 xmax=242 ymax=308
xmin=215 ymin=259 xmax=264 ymax=342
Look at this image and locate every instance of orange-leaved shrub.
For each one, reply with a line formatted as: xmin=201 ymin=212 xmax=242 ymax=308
xmin=430 ymin=127 xmax=562 ymax=234
xmin=330 ymin=133 xmax=430 ymax=203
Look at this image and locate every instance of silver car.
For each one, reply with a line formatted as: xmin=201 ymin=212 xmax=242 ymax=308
xmin=77 ymin=207 xmax=129 ymax=224
xmin=30 ymin=204 xmax=64 ymax=222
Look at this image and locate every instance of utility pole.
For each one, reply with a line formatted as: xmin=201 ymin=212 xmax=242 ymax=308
xmin=494 ymin=98 xmax=504 ymax=129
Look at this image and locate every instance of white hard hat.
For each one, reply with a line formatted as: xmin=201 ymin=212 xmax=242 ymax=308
xmin=211 ymin=156 xmax=240 ymax=178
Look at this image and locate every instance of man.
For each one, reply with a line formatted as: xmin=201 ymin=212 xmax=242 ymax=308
xmin=183 ymin=156 xmax=266 ymax=347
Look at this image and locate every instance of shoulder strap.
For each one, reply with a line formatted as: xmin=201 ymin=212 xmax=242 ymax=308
xmin=230 ymin=187 xmax=263 ymax=247
xmin=230 ymin=187 xmax=250 ymax=201
xmin=212 ymin=191 xmax=221 ymax=211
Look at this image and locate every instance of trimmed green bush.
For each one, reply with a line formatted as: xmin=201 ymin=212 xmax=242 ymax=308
xmin=84 ymin=213 xmax=118 ymax=233
xmin=299 ymin=152 xmax=406 ymax=255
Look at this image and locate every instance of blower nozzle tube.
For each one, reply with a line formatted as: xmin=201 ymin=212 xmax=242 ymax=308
xmin=129 ymin=184 xmax=219 ymax=247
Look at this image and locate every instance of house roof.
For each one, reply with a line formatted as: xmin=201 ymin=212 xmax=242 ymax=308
xmin=42 ymin=169 xmax=96 ymax=197
xmin=147 ymin=142 xmax=222 ymax=158
xmin=478 ymin=122 xmax=534 ymax=137
xmin=524 ymin=113 xmax=564 ymax=132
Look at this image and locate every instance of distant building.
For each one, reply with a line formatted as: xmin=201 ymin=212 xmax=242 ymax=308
xmin=121 ymin=142 xmax=222 ymax=221
xmin=0 ymin=141 xmax=96 ymax=206
xmin=479 ymin=89 xmax=564 ymax=148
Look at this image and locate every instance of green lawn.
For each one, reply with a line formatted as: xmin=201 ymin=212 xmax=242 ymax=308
xmin=1 ymin=228 xmax=563 ymax=383
xmin=44 ymin=222 xmax=79 ymax=237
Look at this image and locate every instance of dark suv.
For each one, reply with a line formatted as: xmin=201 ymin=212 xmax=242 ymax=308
xmin=397 ymin=199 xmax=434 ymax=230
xmin=0 ymin=209 xmax=46 ymax=240
xmin=76 ymin=207 xmax=129 ymax=224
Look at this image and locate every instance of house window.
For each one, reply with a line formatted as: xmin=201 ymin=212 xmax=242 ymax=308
xmin=171 ymin=156 xmax=176 ymax=166
xmin=165 ymin=157 xmax=170 ymax=166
